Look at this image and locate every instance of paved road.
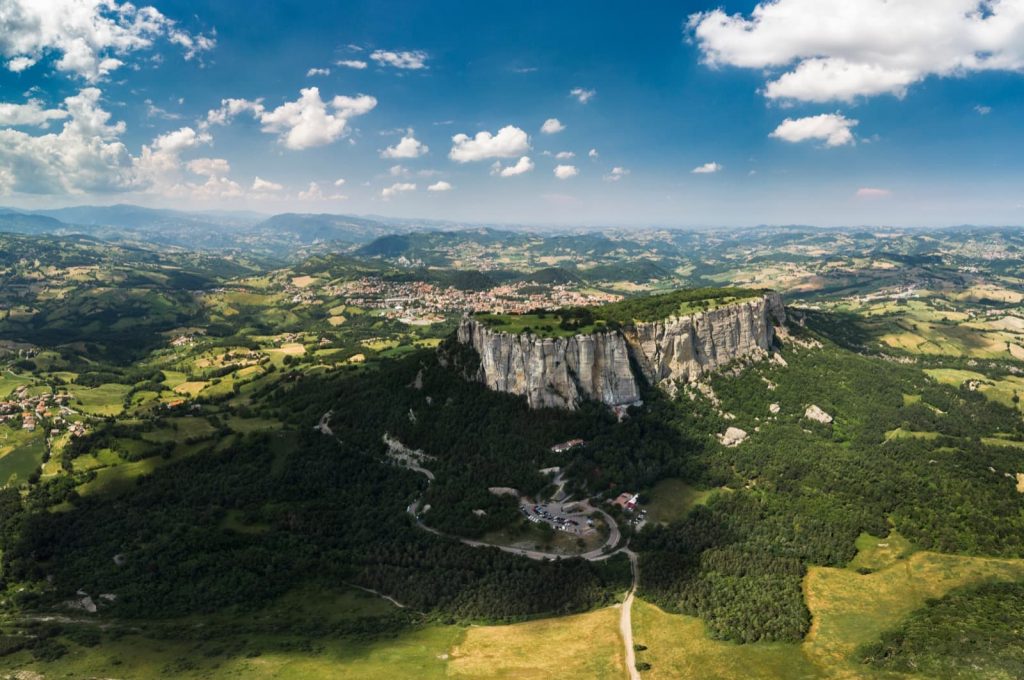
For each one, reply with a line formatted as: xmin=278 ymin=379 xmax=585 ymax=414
xmin=620 ymin=549 xmax=641 ymax=680
xmin=409 ymin=493 xmax=622 ymax=562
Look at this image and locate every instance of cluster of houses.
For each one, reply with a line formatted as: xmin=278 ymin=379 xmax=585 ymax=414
xmin=323 ymin=277 xmax=622 ymax=325
xmin=0 ymin=386 xmax=83 ymax=436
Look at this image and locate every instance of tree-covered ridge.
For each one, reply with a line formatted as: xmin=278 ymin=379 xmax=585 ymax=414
xmin=474 ymin=287 xmax=765 ymax=337
xmin=858 ymin=581 xmax=1024 ymax=678
xmin=632 ymin=318 xmax=1024 ymax=644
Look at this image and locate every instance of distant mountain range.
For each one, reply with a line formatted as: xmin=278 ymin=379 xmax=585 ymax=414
xmin=0 ymin=204 xmax=455 ymax=257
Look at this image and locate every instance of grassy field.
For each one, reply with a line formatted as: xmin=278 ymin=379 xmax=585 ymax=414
xmin=925 ymin=368 xmax=1024 ymax=412
xmin=644 ymin=478 xmax=723 ymax=525
xmin=474 ymin=312 xmax=608 ymax=338
xmin=0 ymin=429 xmax=44 ymax=487
xmin=448 ymin=606 xmax=624 ymax=678
xmin=631 ymin=540 xmax=1024 ymax=680
xmin=73 ymin=383 xmax=131 ymax=416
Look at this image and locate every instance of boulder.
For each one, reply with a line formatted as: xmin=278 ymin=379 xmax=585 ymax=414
xmin=719 ymin=426 xmax=748 ymax=447
xmin=805 ymin=404 xmax=833 ymax=424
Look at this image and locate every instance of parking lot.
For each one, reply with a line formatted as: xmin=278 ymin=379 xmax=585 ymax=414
xmin=520 ymin=500 xmax=597 ymax=537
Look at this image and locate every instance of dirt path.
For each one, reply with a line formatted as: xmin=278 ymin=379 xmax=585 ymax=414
xmin=620 ymin=548 xmax=640 ymax=680
xmin=345 ymin=582 xmax=408 ymax=609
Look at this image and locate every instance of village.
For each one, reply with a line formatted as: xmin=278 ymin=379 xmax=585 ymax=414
xmin=0 ymin=385 xmax=86 ymax=438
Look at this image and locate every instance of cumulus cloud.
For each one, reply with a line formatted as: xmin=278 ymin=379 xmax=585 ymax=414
xmin=307 ymin=67 xmax=330 ymax=77
xmin=0 ymin=0 xmax=214 ymax=82
xmin=380 ymin=130 xmax=428 ymax=158
xmin=691 ymin=162 xmax=722 ymax=174
xmin=554 ymin=164 xmax=578 ymax=179
xmin=449 ymin=125 xmax=529 ymax=162
xmin=371 ymin=50 xmax=427 ymax=69
xmin=0 ymin=87 xmax=134 ymax=194
xmin=299 ymin=181 xmax=345 ymax=200
xmin=569 ymin=87 xmax=596 ymax=103
xmin=856 ymin=187 xmax=891 ymax=198
xmin=604 ymin=166 xmax=629 ymax=181
xmin=334 ymin=178 xmax=346 ymax=187
xmin=769 ymin=113 xmax=857 ymax=147
xmin=588 ymin=148 xmax=599 ymax=159
xmin=252 ymin=176 xmax=283 ymax=192
xmin=427 ymin=180 xmax=452 ymax=191
xmin=203 ymin=97 xmax=265 ymax=127
xmin=554 ymin=151 xmax=575 ymax=160
xmin=381 ymin=181 xmax=416 ymax=198
xmin=541 ymin=118 xmax=565 ymax=134
xmin=187 ymin=157 xmax=230 ymax=177
xmin=206 ymin=88 xmax=376 ymax=150
xmin=491 ymin=156 xmax=534 ymax=177
xmin=688 ymin=0 xmax=1024 ymax=103
xmin=975 ymin=104 xmax=992 ymax=115
xmin=336 ymin=59 xmax=367 ymax=69
xmin=0 ymin=99 xmax=69 ymax=127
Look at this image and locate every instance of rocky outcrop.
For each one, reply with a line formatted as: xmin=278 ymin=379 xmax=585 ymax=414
xmin=456 ymin=321 xmax=641 ymax=409
xmin=804 ymin=404 xmax=833 ymax=424
xmin=456 ymin=292 xmax=786 ymax=410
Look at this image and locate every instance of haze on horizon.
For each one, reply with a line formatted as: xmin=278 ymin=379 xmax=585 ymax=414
xmin=2 ymin=0 xmax=1024 ymax=228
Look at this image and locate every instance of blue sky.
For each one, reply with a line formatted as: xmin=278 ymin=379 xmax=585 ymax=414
xmin=2 ymin=0 xmax=1024 ymax=227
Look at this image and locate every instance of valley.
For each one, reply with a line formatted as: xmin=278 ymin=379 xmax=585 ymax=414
xmin=0 ymin=221 xmax=1022 ymax=679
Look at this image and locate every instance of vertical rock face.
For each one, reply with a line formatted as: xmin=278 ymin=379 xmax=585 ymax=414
xmin=456 ymin=321 xmax=641 ymax=409
xmin=457 ymin=292 xmax=785 ymax=410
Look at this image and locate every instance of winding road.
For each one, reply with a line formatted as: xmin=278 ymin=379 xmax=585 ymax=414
xmin=320 ymin=420 xmax=642 ymax=678
xmin=620 ymin=549 xmax=640 ymax=680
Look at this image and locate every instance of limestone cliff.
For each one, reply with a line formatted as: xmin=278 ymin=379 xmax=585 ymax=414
xmin=456 ymin=292 xmax=785 ymax=410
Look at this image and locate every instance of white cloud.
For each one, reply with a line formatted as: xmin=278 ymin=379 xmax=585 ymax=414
xmin=449 ymin=125 xmax=529 ymax=162
xmin=569 ymin=87 xmax=596 ymax=103
xmin=257 ymin=88 xmax=377 ymax=150
xmin=370 ymin=50 xmax=427 ymax=70
xmin=691 ymin=162 xmax=722 ymax=174
xmin=541 ymin=118 xmax=565 ymax=134
xmin=204 ymin=97 xmax=265 ymax=127
xmin=0 ymin=0 xmax=214 ymax=82
xmin=492 ymin=156 xmax=534 ymax=177
xmin=307 ymin=67 xmax=331 ymax=77
xmin=0 ymin=87 xmax=135 ymax=194
xmin=588 ymin=148 xmax=599 ymax=159
xmin=554 ymin=164 xmax=578 ymax=179
xmin=187 ymin=157 xmax=230 ymax=177
xmin=380 ymin=130 xmax=428 ymax=158
xmin=0 ymin=99 xmax=68 ymax=127
xmin=688 ymin=0 xmax=1024 ymax=103
xmin=856 ymin=187 xmax=891 ymax=198
xmin=604 ymin=166 xmax=629 ymax=181
xmin=554 ymin=151 xmax=575 ymax=160
xmin=299 ymin=181 xmax=345 ymax=200
xmin=381 ymin=181 xmax=416 ymax=198
xmin=389 ymin=164 xmax=408 ymax=177
xmin=769 ymin=113 xmax=857 ymax=147
xmin=975 ymin=104 xmax=992 ymax=115
xmin=252 ymin=176 xmax=283 ymax=192
xmin=427 ymin=180 xmax=452 ymax=192
xmin=336 ymin=59 xmax=367 ymax=69
xmin=334 ymin=178 xmax=346 ymax=187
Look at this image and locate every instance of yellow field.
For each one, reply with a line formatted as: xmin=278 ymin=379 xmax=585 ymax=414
xmin=448 ymin=606 xmax=625 ymax=679
xmin=632 ymin=547 xmax=1024 ymax=680
xmin=173 ymin=380 xmax=207 ymax=397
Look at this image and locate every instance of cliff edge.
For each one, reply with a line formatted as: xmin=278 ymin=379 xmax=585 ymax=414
xmin=456 ymin=291 xmax=785 ymax=410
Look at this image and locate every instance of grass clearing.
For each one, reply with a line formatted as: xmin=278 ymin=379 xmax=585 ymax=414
xmin=644 ymin=478 xmax=723 ymax=525
xmin=73 ymin=382 xmax=130 ymax=416
xmin=448 ymin=606 xmax=624 ymax=679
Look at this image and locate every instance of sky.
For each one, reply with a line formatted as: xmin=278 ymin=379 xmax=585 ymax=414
xmin=2 ymin=0 xmax=1024 ymax=227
